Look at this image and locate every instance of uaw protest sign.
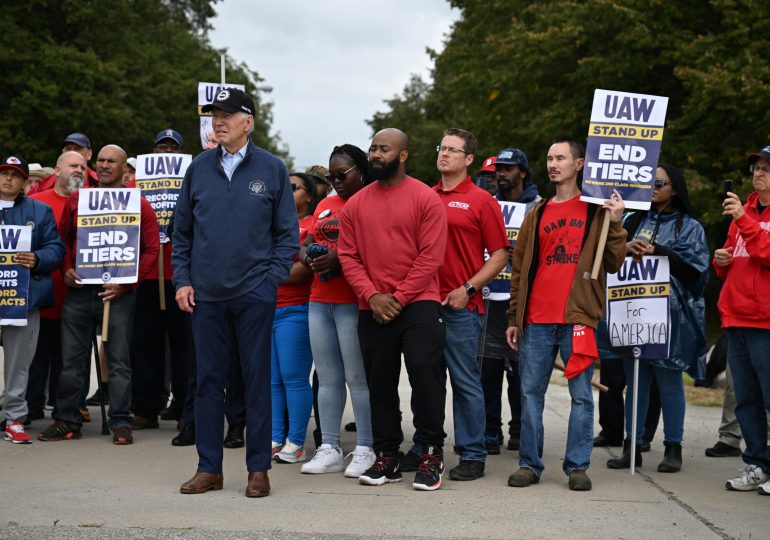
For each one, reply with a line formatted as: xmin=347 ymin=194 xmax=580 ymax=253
xmin=606 ymin=256 xmax=671 ymax=360
xmin=484 ymin=201 xmax=526 ymax=301
xmin=581 ymin=89 xmax=668 ymax=210
xmin=198 ymin=82 xmax=245 ymax=150
xmin=76 ymin=189 xmax=141 ymax=284
xmin=135 ymin=153 xmax=191 ymax=243
xmin=0 ymin=225 xmax=31 ymax=325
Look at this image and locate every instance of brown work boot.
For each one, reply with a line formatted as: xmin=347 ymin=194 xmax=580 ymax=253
xmin=568 ymin=469 xmax=592 ymax=491
xmin=246 ymin=471 xmax=270 ymax=498
xmin=507 ymin=467 xmax=540 ymax=487
xmin=180 ymin=472 xmax=223 ymax=494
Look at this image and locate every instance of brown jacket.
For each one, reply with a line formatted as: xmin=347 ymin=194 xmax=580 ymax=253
xmin=507 ymin=197 xmax=627 ymax=331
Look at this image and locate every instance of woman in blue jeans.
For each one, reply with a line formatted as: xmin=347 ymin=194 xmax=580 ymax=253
xmin=606 ymin=164 xmax=709 ymax=473
xmin=299 ymin=144 xmax=375 ymax=478
xmin=271 ymin=173 xmax=318 ymax=463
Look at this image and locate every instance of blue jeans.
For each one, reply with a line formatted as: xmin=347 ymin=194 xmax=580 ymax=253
xmin=519 ymin=323 xmax=594 ymax=475
xmin=271 ymin=304 xmax=313 ymax=446
xmin=623 ymin=360 xmax=684 ymax=444
xmin=728 ymin=327 xmax=770 ymax=473
xmin=309 ymin=302 xmax=372 ymax=447
xmin=441 ymin=306 xmax=486 ymax=462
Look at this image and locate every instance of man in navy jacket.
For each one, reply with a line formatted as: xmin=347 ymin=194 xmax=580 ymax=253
xmin=0 ymin=155 xmax=64 ymax=444
xmin=173 ymin=88 xmax=298 ymax=497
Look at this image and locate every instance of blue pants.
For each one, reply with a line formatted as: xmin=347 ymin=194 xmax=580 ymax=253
xmin=728 ymin=327 xmax=770 ymax=474
xmin=271 ymin=304 xmax=313 ymax=446
xmin=518 ymin=323 xmax=594 ymax=476
xmin=623 ymin=359 xmax=684 ymax=444
xmin=192 ymin=285 xmax=275 ymax=473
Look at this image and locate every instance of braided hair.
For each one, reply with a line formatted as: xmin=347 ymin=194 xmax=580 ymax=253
xmin=329 ymin=144 xmax=372 ymax=185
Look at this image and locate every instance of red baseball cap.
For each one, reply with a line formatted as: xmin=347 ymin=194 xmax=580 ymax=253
xmin=481 ymin=156 xmax=497 ymax=173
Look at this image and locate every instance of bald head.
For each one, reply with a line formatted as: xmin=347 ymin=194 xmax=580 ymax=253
xmin=369 ymin=128 xmax=410 ymax=183
xmin=95 ymin=144 xmax=128 ymax=188
xmin=55 ymin=151 xmax=87 ymax=196
xmin=375 ymin=128 xmax=410 ymax=153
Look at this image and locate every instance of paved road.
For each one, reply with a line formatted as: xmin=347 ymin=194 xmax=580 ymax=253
xmin=0 ymin=370 xmax=766 ymax=540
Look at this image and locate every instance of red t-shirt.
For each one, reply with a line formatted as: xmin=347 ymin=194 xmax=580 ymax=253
xmin=308 ymin=196 xmax=357 ymax=304
xmin=29 ymin=189 xmax=70 ymax=319
xmin=277 ymin=214 xmax=312 ymax=308
xmin=434 ymin=176 xmax=508 ymax=313
xmin=526 ymin=195 xmax=588 ymax=324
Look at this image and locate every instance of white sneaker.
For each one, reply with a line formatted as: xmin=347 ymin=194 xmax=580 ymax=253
xmin=725 ymin=464 xmax=770 ymax=491
xmin=271 ymin=440 xmax=283 ymax=461
xmin=300 ymin=444 xmax=343 ymax=474
xmin=344 ymin=446 xmax=376 ymax=478
xmin=276 ymin=441 xmax=306 ymax=464
xmin=758 ymin=478 xmax=770 ymax=496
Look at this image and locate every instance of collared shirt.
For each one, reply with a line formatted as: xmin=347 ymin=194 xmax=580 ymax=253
xmin=220 ymin=142 xmax=248 ymax=181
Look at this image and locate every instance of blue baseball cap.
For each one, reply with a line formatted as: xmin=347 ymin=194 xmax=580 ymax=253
xmin=155 ymin=129 xmax=183 ymax=148
xmin=62 ymin=132 xmax=91 ymax=149
xmin=494 ymin=148 xmax=529 ymax=170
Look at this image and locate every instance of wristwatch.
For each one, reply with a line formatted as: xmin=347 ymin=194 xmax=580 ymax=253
xmin=463 ymin=282 xmax=477 ymax=297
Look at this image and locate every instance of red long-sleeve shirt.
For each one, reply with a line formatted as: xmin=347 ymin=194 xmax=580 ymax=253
xmin=338 ymin=177 xmax=447 ymax=309
xmin=58 ymin=191 xmax=160 ymax=284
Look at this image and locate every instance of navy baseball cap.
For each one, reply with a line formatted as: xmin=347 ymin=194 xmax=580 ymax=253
xmin=201 ymin=87 xmax=255 ymax=116
xmin=748 ymin=145 xmax=770 ymax=163
xmin=494 ymin=148 xmax=529 ymax=169
xmin=155 ymin=129 xmax=184 ymax=148
xmin=0 ymin=155 xmax=30 ymax=179
xmin=62 ymin=132 xmax=91 ymax=149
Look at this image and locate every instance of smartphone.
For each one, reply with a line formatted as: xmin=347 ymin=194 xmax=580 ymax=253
xmin=723 ymin=179 xmax=733 ymax=198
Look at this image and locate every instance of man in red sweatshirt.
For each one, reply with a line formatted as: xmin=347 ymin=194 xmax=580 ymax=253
xmin=716 ymin=146 xmax=770 ymax=494
xmin=338 ymin=128 xmax=448 ymax=491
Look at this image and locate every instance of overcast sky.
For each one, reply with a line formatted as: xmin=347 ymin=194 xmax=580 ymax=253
xmin=209 ymin=1 xmax=459 ymax=169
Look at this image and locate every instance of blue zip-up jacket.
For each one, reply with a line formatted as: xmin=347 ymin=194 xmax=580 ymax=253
xmin=171 ymin=140 xmax=299 ymax=302
xmin=1 ymin=195 xmax=65 ymax=310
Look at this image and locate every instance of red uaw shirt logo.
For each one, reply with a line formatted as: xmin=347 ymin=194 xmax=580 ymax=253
xmin=316 ymin=212 xmax=340 ymax=244
xmin=6 ymin=157 xmax=21 ymax=165
xmin=448 ymin=201 xmax=470 ymax=210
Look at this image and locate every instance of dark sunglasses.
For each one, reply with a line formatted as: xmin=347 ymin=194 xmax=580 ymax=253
xmin=653 ymin=179 xmax=671 ymax=189
xmin=155 ymin=143 xmax=181 ymax=151
xmin=325 ymin=165 xmax=356 ymax=183
xmin=291 ymin=183 xmax=309 ymax=192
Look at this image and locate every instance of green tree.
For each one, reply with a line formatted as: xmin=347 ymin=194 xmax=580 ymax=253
xmin=0 ymin=0 xmax=290 ymax=166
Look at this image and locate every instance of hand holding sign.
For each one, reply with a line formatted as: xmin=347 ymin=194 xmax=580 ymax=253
xmin=14 ymin=251 xmax=36 ymax=268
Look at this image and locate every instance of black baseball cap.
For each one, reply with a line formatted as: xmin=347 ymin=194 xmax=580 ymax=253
xmin=748 ymin=145 xmax=770 ymax=163
xmin=495 ymin=148 xmax=529 ymax=169
xmin=62 ymin=132 xmax=91 ymax=149
xmin=0 ymin=155 xmax=30 ymax=179
xmin=201 ymin=88 xmax=255 ymax=116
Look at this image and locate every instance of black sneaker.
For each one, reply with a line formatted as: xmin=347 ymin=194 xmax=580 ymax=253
xmin=413 ymin=447 xmax=444 ymax=491
xmin=705 ymin=441 xmax=741 ymax=458
xmin=112 ymin=425 xmax=133 ymax=445
xmin=359 ymin=451 xmax=402 ymax=486
xmin=485 ymin=441 xmax=501 ymax=455
xmin=507 ymin=438 xmax=520 ymax=451
xmin=399 ymin=450 xmax=422 ymax=472
xmin=449 ymin=460 xmax=485 ymax=481
xmin=38 ymin=420 xmax=82 ymax=441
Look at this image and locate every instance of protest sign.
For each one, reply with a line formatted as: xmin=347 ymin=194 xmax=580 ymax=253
xmin=198 ymin=81 xmax=246 ymax=150
xmin=135 ymin=153 xmax=191 ymax=244
xmin=483 ymin=201 xmax=526 ymax=300
xmin=76 ymin=188 xmax=141 ymax=285
xmin=606 ymin=255 xmax=671 ymax=360
xmin=0 ymin=226 xmax=31 ymax=326
xmin=581 ymin=89 xmax=669 ymax=211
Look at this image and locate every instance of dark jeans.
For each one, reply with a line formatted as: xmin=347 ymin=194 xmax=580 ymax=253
xmin=131 ymin=280 xmax=193 ymax=419
xmin=26 ymin=318 xmax=62 ymax=414
xmin=358 ymin=301 xmax=446 ymax=454
xmin=56 ymin=287 xmax=135 ymax=429
xmin=598 ymin=357 xmax=661 ymax=443
xmin=192 ymin=285 xmax=275 ymax=473
xmin=481 ymin=356 xmax=521 ymax=444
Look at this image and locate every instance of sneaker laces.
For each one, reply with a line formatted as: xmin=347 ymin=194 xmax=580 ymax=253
xmin=737 ymin=465 xmax=765 ymax=483
xmin=6 ymin=422 xmax=25 ymax=434
xmin=368 ymin=453 xmax=396 ymax=472
xmin=417 ymin=452 xmax=443 ymax=474
xmin=311 ymin=446 xmax=338 ymax=460
xmin=346 ymin=448 xmax=373 ymax=465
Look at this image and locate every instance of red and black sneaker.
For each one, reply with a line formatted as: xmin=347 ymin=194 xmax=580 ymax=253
xmin=112 ymin=425 xmax=133 ymax=445
xmin=359 ymin=451 xmax=402 ymax=486
xmin=38 ymin=420 xmax=82 ymax=442
xmin=413 ymin=446 xmax=444 ymax=491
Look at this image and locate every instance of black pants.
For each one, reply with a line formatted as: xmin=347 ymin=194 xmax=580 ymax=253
xmin=131 ymin=280 xmax=193 ymax=419
xmin=26 ymin=318 xmax=62 ymax=414
xmin=598 ymin=356 xmax=661 ymax=442
xmin=480 ymin=356 xmax=521 ymax=443
xmin=358 ymin=301 xmax=446 ymax=454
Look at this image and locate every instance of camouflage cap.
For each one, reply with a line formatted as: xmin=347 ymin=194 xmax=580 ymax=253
xmin=305 ymin=165 xmax=330 ymax=185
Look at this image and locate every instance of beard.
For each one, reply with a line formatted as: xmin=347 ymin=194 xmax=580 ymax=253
xmin=369 ymin=155 xmax=400 ymax=181
xmin=66 ymin=174 xmax=85 ymax=193
xmin=498 ymin=181 xmax=514 ymax=193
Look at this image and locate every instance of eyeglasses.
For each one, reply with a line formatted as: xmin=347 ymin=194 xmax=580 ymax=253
xmin=155 ymin=143 xmax=181 ymax=151
xmin=325 ymin=165 xmax=356 ymax=183
xmin=653 ymin=179 xmax=671 ymax=189
xmin=436 ymin=145 xmax=469 ymax=155
xmin=750 ymin=162 xmax=770 ymax=174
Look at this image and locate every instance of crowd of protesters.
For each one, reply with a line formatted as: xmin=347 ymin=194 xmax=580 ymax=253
xmin=2 ymin=88 xmax=769 ymax=498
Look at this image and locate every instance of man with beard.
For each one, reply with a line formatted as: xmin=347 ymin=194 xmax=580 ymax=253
xmin=338 ymin=128 xmax=449 ymax=491
xmin=26 ymin=152 xmax=88 ymax=421
xmin=478 ymin=147 xmax=541 ymax=454
xmin=29 ymin=133 xmax=98 ymax=195
xmin=39 ymin=145 xmax=159 ymax=445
